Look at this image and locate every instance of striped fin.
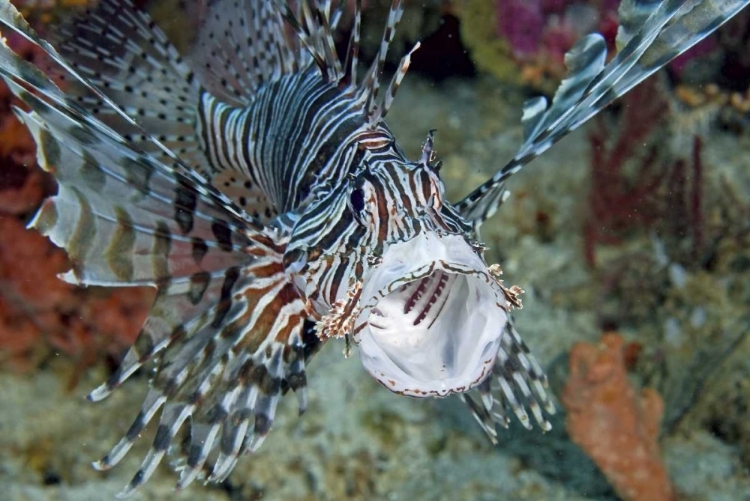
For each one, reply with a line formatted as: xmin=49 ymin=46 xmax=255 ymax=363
xmin=359 ymin=0 xmax=421 ymax=126
xmin=457 ymin=33 xmax=606 ymax=225
xmin=0 ymin=0 xmax=204 ymax=181
xmin=274 ymin=0 xmax=343 ymax=82
xmin=1 ymin=24 xmax=290 ymax=401
xmin=195 ymin=94 xmax=280 ymax=222
xmin=6 ymin=90 xmax=256 ymax=286
xmin=46 ymin=0 xmax=209 ymax=173
xmin=460 ymin=318 xmax=555 ymax=440
xmin=276 ymin=0 xmax=415 ymax=126
xmin=458 ymin=0 xmax=750 ymax=226
xmin=342 ymin=0 xmax=363 ymax=87
xmin=0 ymin=0 xmax=269 ymax=246
xmin=96 ymin=260 xmax=315 ymax=496
xmin=0 ymin=1 xmax=325 ymax=494
xmin=187 ymin=0 xmax=301 ymax=106
xmin=183 ymin=0 xmax=343 ymax=220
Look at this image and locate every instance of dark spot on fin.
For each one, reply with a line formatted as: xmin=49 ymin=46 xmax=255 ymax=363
xmin=29 ymin=199 xmax=58 ymax=235
xmin=254 ymin=413 xmax=271 ymax=437
xmin=191 ymin=237 xmax=208 ymax=264
xmin=211 ymin=219 xmax=233 ymax=251
xmin=153 ymin=424 xmax=171 ymax=451
xmin=189 ymin=271 xmax=211 ymax=305
xmin=211 ymin=267 xmax=240 ymax=328
xmin=133 ymin=330 xmax=156 ymax=364
xmin=174 ymin=182 xmax=197 ymax=234
xmin=68 ymin=124 xmax=98 ymax=145
xmin=126 ymin=410 xmax=148 ymax=441
xmin=39 ymin=128 xmax=61 ymax=168
xmin=106 ymin=207 xmax=136 ymax=281
xmin=80 ymin=150 xmax=107 ymax=192
xmin=152 ymin=221 xmax=172 ymax=287
xmin=67 ymin=188 xmax=96 ymax=267
xmin=125 ymin=157 xmax=156 ymax=197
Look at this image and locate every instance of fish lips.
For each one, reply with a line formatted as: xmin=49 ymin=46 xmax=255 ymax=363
xmin=354 ymin=232 xmax=509 ymax=398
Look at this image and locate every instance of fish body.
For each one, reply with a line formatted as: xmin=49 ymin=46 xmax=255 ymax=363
xmin=0 ymin=0 xmax=747 ymax=496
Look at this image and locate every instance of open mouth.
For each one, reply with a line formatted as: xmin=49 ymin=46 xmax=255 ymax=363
xmin=353 ymin=232 xmax=512 ymax=397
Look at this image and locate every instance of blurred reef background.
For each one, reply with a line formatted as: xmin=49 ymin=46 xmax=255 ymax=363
xmin=0 ymin=1 xmax=748 ymax=500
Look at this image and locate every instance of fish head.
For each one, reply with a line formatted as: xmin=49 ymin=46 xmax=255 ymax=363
xmin=286 ymin=152 xmax=520 ymax=398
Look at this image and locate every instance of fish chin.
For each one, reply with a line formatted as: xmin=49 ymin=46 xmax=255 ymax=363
xmin=355 ymin=233 xmax=508 ymax=397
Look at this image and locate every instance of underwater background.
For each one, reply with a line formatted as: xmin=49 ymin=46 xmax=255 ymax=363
xmin=0 ymin=1 xmax=748 ymax=500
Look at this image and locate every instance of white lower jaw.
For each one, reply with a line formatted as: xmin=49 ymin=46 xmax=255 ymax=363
xmin=354 ymin=233 xmax=509 ymax=397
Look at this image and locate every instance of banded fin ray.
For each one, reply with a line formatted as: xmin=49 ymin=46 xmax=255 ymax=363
xmin=6 ymin=85 xmax=257 ymax=286
xmin=359 ymin=0 xmax=405 ymax=121
xmin=187 ymin=0 xmax=302 ymax=106
xmin=460 ymin=318 xmax=555 ymax=440
xmin=0 ymin=2 xmax=323 ymax=495
xmin=87 ymin=267 xmax=243 ymax=399
xmin=273 ymin=0 xmax=342 ymax=82
xmin=277 ymin=0 xmax=416 ymax=126
xmin=342 ymin=0 xmax=362 ymax=87
xmin=47 ymin=0 xmax=209 ymax=173
xmin=100 ymin=260 xmax=313 ymax=496
xmin=180 ymin=0 xmax=297 ymax=220
xmin=457 ymin=31 xmax=606 ymax=225
xmin=458 ymin=0 xmax=750 ymax=226
xmin=0 ymin=0 xmax=211 ymax=184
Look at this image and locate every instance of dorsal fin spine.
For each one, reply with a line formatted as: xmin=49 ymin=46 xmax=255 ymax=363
xmin=343 ymin=0 xmax=362 ymax=88
xmin=361 ymin=0 xmax=405 ymax=120
xmin=379 ymin=41 xmax=420 ymax=122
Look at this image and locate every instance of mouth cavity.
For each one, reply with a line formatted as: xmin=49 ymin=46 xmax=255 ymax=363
xmin=353 ymin=233 xmax=510 ymax=397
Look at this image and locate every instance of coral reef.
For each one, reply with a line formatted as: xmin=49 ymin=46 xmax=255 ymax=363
xmin=685 ymin=335 xmax=750 ymax=467
xmin=670 ymin=8 xmax=750 ymax=132
xmin=583 ymin=77 xmax=704 ymax=268
xmin=562 ymin=333 xmax=675 ymax=501
xmin=456 ymin=0 xmax=750 ymax=105
xmin=456 ymin=0 xmax=619 ymax=91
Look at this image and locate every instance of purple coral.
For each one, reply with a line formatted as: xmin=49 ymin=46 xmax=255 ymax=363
xmin=495 ymin=0 xmax=620 ymax=74
xmin=495 ymin=0 xmax=545 ymax=56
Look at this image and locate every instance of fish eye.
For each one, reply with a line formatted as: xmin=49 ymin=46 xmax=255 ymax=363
xmin=349 ymin=186 xmax=366 ymax=213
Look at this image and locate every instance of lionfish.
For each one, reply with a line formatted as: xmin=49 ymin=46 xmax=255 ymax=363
xmin=0 ymin=0 xmax=747 ymax=496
